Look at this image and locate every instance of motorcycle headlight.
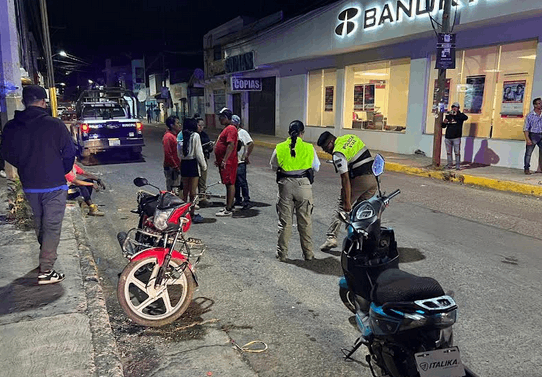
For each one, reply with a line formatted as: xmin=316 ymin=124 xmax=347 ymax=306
xmin=153 ymin=208 xmax=175 ymax=231
xmin=355 ymin=203 xmax=374 ymax=220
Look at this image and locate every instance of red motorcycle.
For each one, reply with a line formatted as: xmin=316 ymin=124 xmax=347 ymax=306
xmin=116 ymin=177 xmax=206 ymax=327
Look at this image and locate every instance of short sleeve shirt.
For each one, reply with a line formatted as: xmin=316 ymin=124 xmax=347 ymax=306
xmin=237 ymin=129 xmax=253 ymax=163
xmin=332 ymin=153 xmax=349 ymax=175
xmin=65 ymin=164 xmax=85 ymax=183
xmin=215 ymin=125 xmax=238 ymax=163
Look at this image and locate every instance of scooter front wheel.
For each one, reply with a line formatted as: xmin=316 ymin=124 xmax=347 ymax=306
xmin=339 ymin=287 xmax=357 ymax=314
xmin=118 ymin=256 xmax=195 ymax=327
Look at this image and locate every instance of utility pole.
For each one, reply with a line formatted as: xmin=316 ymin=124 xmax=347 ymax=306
xmin=39 ymin=0 xmax=58 ymax=117
xmin=432 ymin=0 xmax=453 ymax=167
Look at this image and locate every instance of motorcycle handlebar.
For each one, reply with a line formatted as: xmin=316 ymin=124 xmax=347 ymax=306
xmin=386 ymin=189 xmax=401 ymax=201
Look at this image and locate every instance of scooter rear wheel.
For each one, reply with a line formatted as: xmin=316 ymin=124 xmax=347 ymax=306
xmin=339 ymin=287 xmax=357 ymax=314
xmin=118 ymin=256 xmax=195 ymax=327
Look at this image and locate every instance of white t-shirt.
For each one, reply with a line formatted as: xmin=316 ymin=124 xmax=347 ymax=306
xmin=237 ymin=128 xmax=253 ymax=163
xmin=332 ymin=152 xmax=349 ymax=175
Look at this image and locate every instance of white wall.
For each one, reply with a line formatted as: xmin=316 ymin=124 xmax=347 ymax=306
xmin=278 ymin=74 xmax=308 ymax=138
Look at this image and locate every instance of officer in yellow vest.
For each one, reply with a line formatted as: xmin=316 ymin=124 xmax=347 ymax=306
xmin=317 ymin=131 xmax=377 ymax=251
xmin=270 ymin=120 xmax=321 ymax=262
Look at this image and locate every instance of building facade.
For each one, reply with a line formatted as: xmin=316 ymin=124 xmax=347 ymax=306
xmin=203 ymin=0 xmax=542 ymax=169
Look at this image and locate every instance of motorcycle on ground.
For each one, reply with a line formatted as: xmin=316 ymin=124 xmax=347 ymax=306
xmin=338 ymin=155 xmax=478 ymax=377
xmin=116 ymin=177 xmax=208 ymax=327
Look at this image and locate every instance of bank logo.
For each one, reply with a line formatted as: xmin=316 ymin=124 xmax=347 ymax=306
xmin=335 ymin=8 xmax=359 ymax=36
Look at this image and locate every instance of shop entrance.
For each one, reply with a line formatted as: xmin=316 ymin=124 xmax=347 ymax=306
xmin=232 ymin=93 xmax=242 ymax=117
xmin=249 ymin=76 xmax=276 ymax=135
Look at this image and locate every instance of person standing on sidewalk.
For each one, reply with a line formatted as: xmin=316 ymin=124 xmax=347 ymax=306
xmin=233 ymin=115 xmax=254 ymax=210
xmin=317 ymin=131 xmax=377 ymax=252
xmin=163 ymin=116 xmax=182 ymax=194
xmin=523 ymin=97 xmax=542 ymax=175
xmin=179 ymin=117 xmax=207 ymax=223
xmin=214 ymin=108 xmax=238 ymax=217
xmin=1 ymin=85 xmax=76 ymax=284
xmin=271 ymin=120 xmax=320 ymax=262
xmin=196 ymin=116 xmax=213 ymax=206
xmin=442 ymin=102 xmax=468 ymax=170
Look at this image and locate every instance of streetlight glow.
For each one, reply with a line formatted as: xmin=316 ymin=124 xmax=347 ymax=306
xmin=59 ymin=50 xmax=67 ymax=57
xmin=88 ymin=79 xmax=93 ymax=84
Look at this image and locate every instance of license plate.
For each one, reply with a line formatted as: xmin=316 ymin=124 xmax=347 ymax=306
xmin=415 ymin=347 xmax=465 ymax=377
xmin=129 ymin=132 xmax=135 ymax=137
xmin=108 ymin=138 xmax=121 ymax=146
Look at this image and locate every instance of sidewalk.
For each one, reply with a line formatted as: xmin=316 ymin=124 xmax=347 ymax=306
xmin=0 ymin=179 xmax=123 ymax=377
xmin=248 ymin=132 xmax=542 ymax=197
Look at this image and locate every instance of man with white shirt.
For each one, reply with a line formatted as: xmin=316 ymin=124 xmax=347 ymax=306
xmin=233 ymin=115 xmax=254 ymax=210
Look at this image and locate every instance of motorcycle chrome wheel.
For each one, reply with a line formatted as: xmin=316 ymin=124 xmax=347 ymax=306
xmin=117 ymin=256 xmax=195 ymax=327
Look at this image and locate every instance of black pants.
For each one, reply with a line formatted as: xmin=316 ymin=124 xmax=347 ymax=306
xmin=67 ymin=179 xmax=93 ymax=202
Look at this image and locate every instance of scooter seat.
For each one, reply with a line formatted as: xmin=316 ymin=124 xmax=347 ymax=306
xmin=371 ymin=268 xmax=444 ymax=306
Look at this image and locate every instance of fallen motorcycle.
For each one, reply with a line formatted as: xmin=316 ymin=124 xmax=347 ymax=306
xmin=116 ymin=177 xmax=206 ymax=327
xmin=339 ymin=154 xmax=478 ymax=377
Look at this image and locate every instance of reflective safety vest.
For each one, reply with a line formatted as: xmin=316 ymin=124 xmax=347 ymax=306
xmin=276 ymin=137 xmax=314 ymax=172
xmin=333 ymin=134 xmax=373 ymax=176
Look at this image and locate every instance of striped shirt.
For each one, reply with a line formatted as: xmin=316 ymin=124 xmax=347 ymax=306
xmin=523 ymin=110 xmax=542 ymax=133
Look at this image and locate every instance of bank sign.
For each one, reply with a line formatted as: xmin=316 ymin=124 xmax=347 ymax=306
xmin=231 ymin=77 xmax=262 ymax=91
xmin=335 ymin=0 xmax=478 ymax=37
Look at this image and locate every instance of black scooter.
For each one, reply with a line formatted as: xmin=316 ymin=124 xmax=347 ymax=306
xmin=338 ymin=154 xmax=477 ymax=377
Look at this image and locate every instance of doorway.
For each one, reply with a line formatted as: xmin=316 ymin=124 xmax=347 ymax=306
xmin=249 ymin=76 xmax=276 ymax=135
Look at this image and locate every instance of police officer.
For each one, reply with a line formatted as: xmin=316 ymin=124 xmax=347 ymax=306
xmin=317 ymin=131 xmax=377 ymax=251
xmin=270 ymin=121 xmax=320 ymax=262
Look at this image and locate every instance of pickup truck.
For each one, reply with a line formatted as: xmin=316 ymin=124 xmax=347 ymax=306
xmin=71 ymin=89 xmax=144 ymax=159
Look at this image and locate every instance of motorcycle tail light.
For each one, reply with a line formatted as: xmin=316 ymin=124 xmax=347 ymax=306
xmin=153 ymin=207 xmax=175 ymax=231
xmin=80 ymin=123 xmax=89 ymax=133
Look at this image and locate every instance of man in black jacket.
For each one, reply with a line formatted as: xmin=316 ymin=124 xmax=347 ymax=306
xmin=1 ymin=85 xmax=76 ymax=285
xmin=442 ymin=102 xmax=468 ymax=170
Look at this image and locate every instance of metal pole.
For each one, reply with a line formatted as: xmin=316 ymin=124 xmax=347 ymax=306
xmin=432 ymin=0 xmax=453 ymax=167
xmin=39 ymin=0 xmax=57 ymax=117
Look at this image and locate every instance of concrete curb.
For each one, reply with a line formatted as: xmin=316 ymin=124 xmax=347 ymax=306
xmin=253 ymin=139 xmax=542 ymax=197
xmin=70 ymin=206 xmax=124 ymax=377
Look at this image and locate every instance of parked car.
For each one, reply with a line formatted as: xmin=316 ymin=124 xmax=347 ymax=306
xmin=71 ymin=88 xmax=144 ymax=159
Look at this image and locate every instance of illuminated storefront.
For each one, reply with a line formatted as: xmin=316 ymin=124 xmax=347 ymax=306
xmin=205 ymin=0 xmax=542 ymax=169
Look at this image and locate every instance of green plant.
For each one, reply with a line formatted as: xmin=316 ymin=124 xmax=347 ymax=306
xmin=6 ymin=179 xmax=34 ymax=230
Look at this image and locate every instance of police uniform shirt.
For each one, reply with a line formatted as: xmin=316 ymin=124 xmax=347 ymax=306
xmin=269 ymin=148 xmax=321 ymax=172
xmin=332 ymin=153 xmax=349 ymax=175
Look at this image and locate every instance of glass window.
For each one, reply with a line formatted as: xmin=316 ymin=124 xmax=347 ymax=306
xmin=344 ymin=58 xmax=410 ymax=132
xmin=307 ymin=69 xmax=336 ymax=127
xmin=425 ymin=40 xmax=537 ymax=140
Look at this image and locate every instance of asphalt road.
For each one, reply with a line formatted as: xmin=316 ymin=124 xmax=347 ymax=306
xmin=80 ymin=124 xmax=542 ymax=377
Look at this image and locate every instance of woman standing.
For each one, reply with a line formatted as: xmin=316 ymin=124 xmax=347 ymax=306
xmin=179 ymin=117 xmax=207 ymax=223
xmin=270 ymin=120 xmax=320 ymax=262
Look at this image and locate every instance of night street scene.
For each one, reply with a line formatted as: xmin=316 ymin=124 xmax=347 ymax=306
xmin=1 ymin=0 xmax=542 ymax=376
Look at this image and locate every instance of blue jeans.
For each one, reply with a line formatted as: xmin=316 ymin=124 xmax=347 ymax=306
xmin=235 ymin=163 xmax=250 ymax=204
xmin=524 ymin=133 xmax=542 ymax=170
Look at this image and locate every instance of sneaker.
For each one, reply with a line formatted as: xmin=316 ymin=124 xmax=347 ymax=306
xmin=192 ymin=214 xmax=204 ymax=223
xmin=194 ymin=204 xmax=200 ymax=210
xmin=0 ymin=170 xmax=6 ymax=178
xmin=320 ymin=236 xmax=338 ymax=251
xmin=242 ymin=202 xmax=253 ymax=210
xmin=88 ymin=204 xmax=104 ymax=216
xmin=216 ymin=208 xmax=233 ymax=217
xmin=233 ymin=201 xmax=243 ymax=207
xmin=275 ymin=251 xmax=287 ymax=262
xmin=525 ymin=169 xmax=532 ymax=175
xmin=38 ymin=270 xmax=65 ymax=285
xmin=304 ymin=253 xmax=315 ymax=261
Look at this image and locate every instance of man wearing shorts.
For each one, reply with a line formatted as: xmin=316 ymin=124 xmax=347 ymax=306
xmin=214 ymin=108 xmax=239 ymax=217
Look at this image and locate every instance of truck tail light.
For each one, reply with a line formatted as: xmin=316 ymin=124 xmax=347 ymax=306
xmin=136 ymin=122 xmax=143 ymax=133
xmin=80 ymin=123 xmax=89 ymax=133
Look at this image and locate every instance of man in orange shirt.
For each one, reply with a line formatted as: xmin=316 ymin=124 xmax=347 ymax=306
xmin=163 ymin=116 xmax=182 ymax=193
xmin=214 ymin=108 xmax=238 ymax=217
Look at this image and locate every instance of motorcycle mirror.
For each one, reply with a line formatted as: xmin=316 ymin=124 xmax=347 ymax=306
xmin=133 ymin=177 xmax=149 ymax=187
xmin=372 ymin=154 xmax=385 ymax=177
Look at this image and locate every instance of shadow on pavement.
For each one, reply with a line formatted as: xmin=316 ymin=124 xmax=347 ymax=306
xmin=232 ymin=208 xmax=260 ymax=218
xmin=283 ymin=256 xmax=342 ymax=276
xmin=0 ymin=268 xmax=64 ymax=316
xmin=79 ymin=150 xmax=146 ymax=166
xmin=398 ymin=247 xmax=426 ymax=263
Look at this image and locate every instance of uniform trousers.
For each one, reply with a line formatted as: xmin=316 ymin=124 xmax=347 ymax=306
xmin=276 ymin=177 xmax=314 ymax=259
xmin=326 ymin=173 xmax=377 ymax=238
